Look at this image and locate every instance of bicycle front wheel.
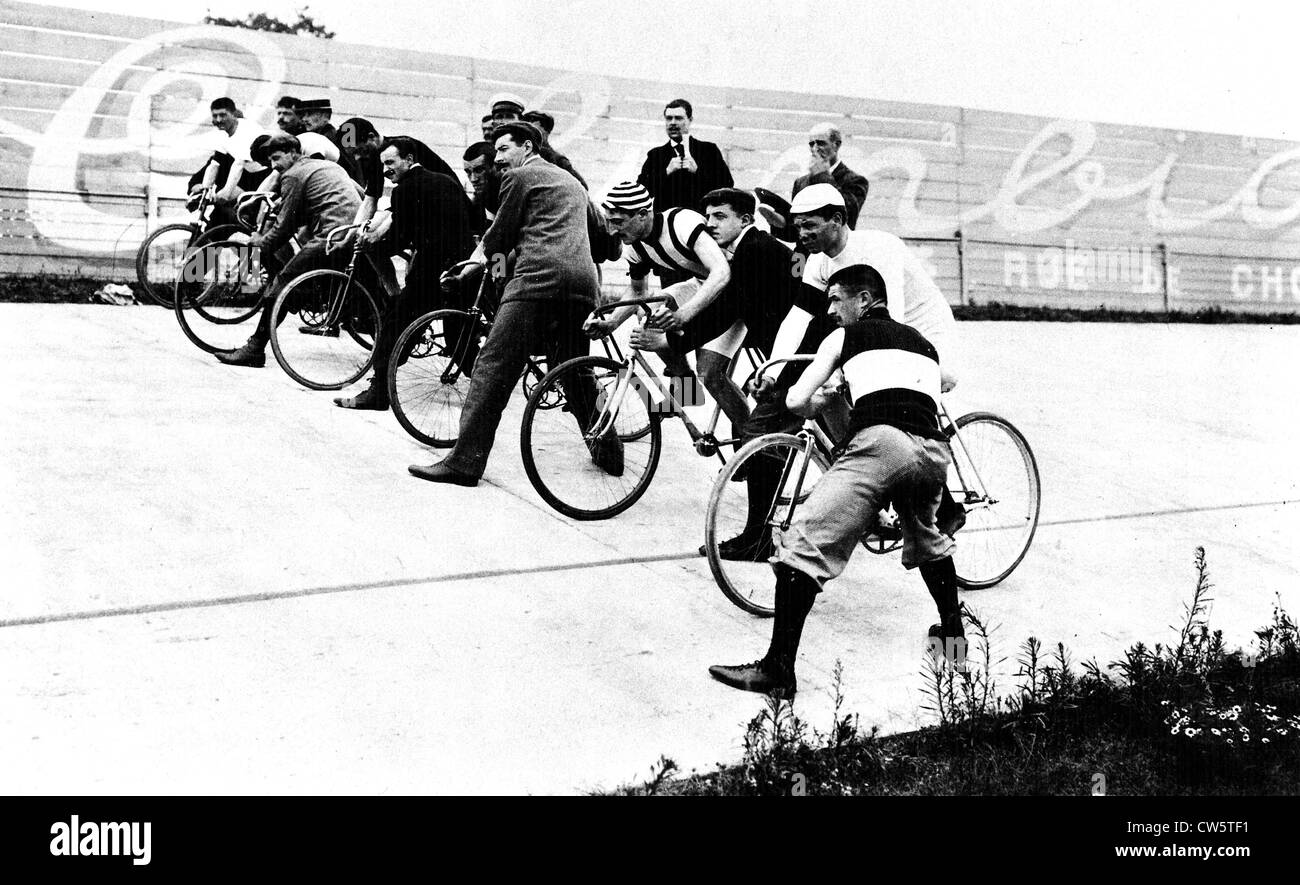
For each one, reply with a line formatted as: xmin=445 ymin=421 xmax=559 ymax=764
xmin=520 ymin=355 xmax=661 ymax=520
xmin=137 ymin=222 xmax=199 ymax=308
xmin=269 ymin=270 xmax=382 ymax=390
xmin=388 ymin=308 xmax=486 ymax=447
xmin=947 ymin=412 xmax=1041 ymax=589
xmin=173 ymin=239 xmax=265 ymax=353
xmin=704 ymin=433 xmax=830 ymax=617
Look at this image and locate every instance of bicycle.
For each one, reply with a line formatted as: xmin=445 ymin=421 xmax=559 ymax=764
xmin=136 ymin=187 xmax=248 ymax=308
xmin=703 ymin=356 xmax=1041 ymax=616
xmin=266 ymin=222 xmax=389 ymax=390
xmin=387 ymin=271 xmax=630 ymax=448
xmin=172 ymin=191 xmax=282 ymax=354
xmin=518 ymin=295 xmax=764 ymax=520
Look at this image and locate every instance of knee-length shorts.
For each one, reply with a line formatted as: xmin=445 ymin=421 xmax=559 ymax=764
xmin=773 ymin=423 xmax=955 ymax=585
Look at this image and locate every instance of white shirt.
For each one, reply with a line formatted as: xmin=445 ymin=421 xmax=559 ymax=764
xmin=208 ymin=120 xmax=267 ymax=173
xmin=802 ymin=228 xmax=955 ymax=346
xmin=295 ymin=131 xmax=340 ymax=163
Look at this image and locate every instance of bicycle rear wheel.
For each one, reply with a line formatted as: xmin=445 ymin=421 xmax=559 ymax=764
xmin=520 ymin=355 xmax=661 ymax=520
xmin=704 ymin=433 xmax=829 ymax=617
xmin=269 ymin=269 xmax=382 ymax=390
xmin=173 ymin=239 xmax=265 ymax=353
xmin=137 ymin=222 xmax=199 ymax=308
xmin=947 ymin=412 xmax=1040 ymax=589
xmin=388 ymin=308 xmax=486 ymax=447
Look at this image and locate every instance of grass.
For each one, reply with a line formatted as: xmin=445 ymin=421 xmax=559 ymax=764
xmin=612 ymin=548 xmax=1300 ymax=795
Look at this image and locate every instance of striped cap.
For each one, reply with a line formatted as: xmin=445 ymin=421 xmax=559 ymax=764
xmin=601 ymin=181 xmax=653 ymax=213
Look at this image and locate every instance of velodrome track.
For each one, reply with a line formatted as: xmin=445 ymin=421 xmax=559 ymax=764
xmin=1 ymin=303 xmax=1297 ymax=794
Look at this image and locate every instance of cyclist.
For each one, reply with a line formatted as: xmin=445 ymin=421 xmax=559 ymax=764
xmin=582 ymin=181 xmax=746 ymax=430
xmin=462 ymin=141 xmax=500 ymax=234
xmin=214 ymin=134 xmax=364 ymax=369
xmin=408 ymin=122 xmax=620 ymax=486
xmin=333 ymin=137 xmax=477 ymax=410
xmin=790 ymin=183 xmax=959 ymax=392
xmin=709 ymin=263 xmax=964 ymax=700
xmin=191 ymin=97 xmax=269 ymax=228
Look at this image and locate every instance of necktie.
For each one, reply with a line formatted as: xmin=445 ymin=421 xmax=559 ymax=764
xmin=673 ymin=142 xmax=685 ymax=160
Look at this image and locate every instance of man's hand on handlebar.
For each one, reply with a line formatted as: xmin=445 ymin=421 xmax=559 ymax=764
xmin=440 ymin=259 xmax=482 ymax=293
xmin=747 ymin=373 xmax=779 ymax=403
xmin=647 ymin=304 xmax=686 ymax=332
xmin=582 ymin=314 xmax=619 ymax=339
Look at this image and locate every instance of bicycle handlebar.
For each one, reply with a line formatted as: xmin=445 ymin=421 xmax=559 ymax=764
xmin=325 ymin=222 xmax=367 ymax=254
xmin=589 ymin=295 xmax=675 ymax=320
xmin=744 ymin=354 xmax=816 ymax=388
xmin=236 ymin=192 xmax=274 ymax=212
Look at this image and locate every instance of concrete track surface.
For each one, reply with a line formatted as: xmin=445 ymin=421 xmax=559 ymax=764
xmin=2 ymin=304 xmax=1297 ymax=794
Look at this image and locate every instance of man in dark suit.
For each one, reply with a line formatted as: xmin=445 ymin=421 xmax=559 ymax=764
xmin=637 ymin=98 xmax=733 ymax=285
xmin=334 ymin=137 xmax=477 ymax=410
xmin=408 ymin=122 xmax=619 ymax=486
xmin=760 ymin=122 xmax=870 ymax=241
xmin=637 ymin=98 xmax=733 ymax=214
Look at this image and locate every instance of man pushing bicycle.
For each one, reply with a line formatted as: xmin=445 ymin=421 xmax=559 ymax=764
xmin=708 ymin=263 xmax=965 ymax=700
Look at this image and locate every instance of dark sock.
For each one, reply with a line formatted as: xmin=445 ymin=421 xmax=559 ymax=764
xmin=741 ymin=458 xmax=781 ymax=540
xmin=920 ymin=556 xmax=962 ymax=636
xmin=765 ymin=564 xmax=818 ymax=676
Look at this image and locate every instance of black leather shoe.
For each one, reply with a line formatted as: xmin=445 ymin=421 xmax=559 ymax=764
xmin=214 ymin=343 xmax=265 ymax=368
xmin=927 ymin=624 xmax=971 ymax=675
xmin=587 ymin=432 xmax=624 ymax=477
xmin=334 ymin=382 xmax=389 ymax=410
xmin=298 ymin=324 xmax=339 ymax=337
xmin=698 ymin=533 xmax=774 ymax=561
xmin=407 ymin=461 xmax=479 ymax=486
xmin=708 ymin=659 xmax=796 ymax=699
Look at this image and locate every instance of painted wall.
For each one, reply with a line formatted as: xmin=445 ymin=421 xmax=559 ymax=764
xmin=3 ymin=0 xmax=1300 ymax=311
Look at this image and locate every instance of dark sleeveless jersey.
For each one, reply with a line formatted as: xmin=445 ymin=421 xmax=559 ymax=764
xmin=839 ymin=306 xmax=943 ymax=440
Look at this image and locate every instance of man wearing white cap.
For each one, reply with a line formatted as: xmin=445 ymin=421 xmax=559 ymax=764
xmin=779 ymin=182 xmax=959 ymax=392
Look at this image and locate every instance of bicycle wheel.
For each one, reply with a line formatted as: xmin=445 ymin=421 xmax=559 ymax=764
xmin=269 ymin=269 xmax=383 ymax=390
xmin=173 ymin=239 xmax=265 ymax=353
xmin=520 ymin=355 xmax=661 ymax=520
xmin=947 ymin=412 xmax=1041 ymax=589
xmin=192 ymin=223 xmax=248 ymax=248
xmin=704 ymin=433 xmax=830 ymax=617
xmin=388 ymin=308 xmax=486 ymax=447
xmin=136 ymin=222 xmax=199 ymax=308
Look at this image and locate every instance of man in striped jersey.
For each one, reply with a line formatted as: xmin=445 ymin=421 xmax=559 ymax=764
xmin=583 ymin=181 xmax=750 ymax=430
xmin=709 ymin=264 xmax=965 ymax=700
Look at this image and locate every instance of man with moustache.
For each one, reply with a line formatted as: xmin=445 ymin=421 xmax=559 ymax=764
xmin=334 ymin=137 xmax=477 ymax=410
xmin=408 ymin=122 xmax=620 ymax=486
xmin=759 ymin=122 xmax=870 ymax=241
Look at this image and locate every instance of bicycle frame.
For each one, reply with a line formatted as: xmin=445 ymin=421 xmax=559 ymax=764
xmin=585 ymin=295 xmax=763 ymax=461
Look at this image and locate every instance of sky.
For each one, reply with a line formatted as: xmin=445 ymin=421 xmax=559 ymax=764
xmin=29 ymin=0 xmax=1300 ymax=140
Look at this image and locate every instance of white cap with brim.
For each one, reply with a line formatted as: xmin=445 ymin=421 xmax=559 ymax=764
xmin=788 ymin=182 xmax=846 ymax=216
xmin=489 ymin=92 xmax=527 ymax=115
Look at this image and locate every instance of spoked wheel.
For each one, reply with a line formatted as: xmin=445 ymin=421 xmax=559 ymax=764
xmin=520 ymin=355 xmax=661 ymax=520
xmin=946 ymin=412 xmax=1040 ymax=589
xmin=137 ymin=223 xmax=199 ymax=308
xmin=388 ymin=308 xmax=486 ymax=447
xmin=173 ymin=238 xmax=265 ymax=353
xmin=269 ymin=269 xmax=382 ymax=390
xmin=704 ymin=433 xmax=829 ymax=617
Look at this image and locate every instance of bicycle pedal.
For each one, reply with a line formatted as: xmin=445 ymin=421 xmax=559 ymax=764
xmin=298 ymin=325 xmax=339 ymax=337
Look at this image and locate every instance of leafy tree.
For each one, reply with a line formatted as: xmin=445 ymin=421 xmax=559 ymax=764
xmin=203 ymin=7 xmax=336 ymax=38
